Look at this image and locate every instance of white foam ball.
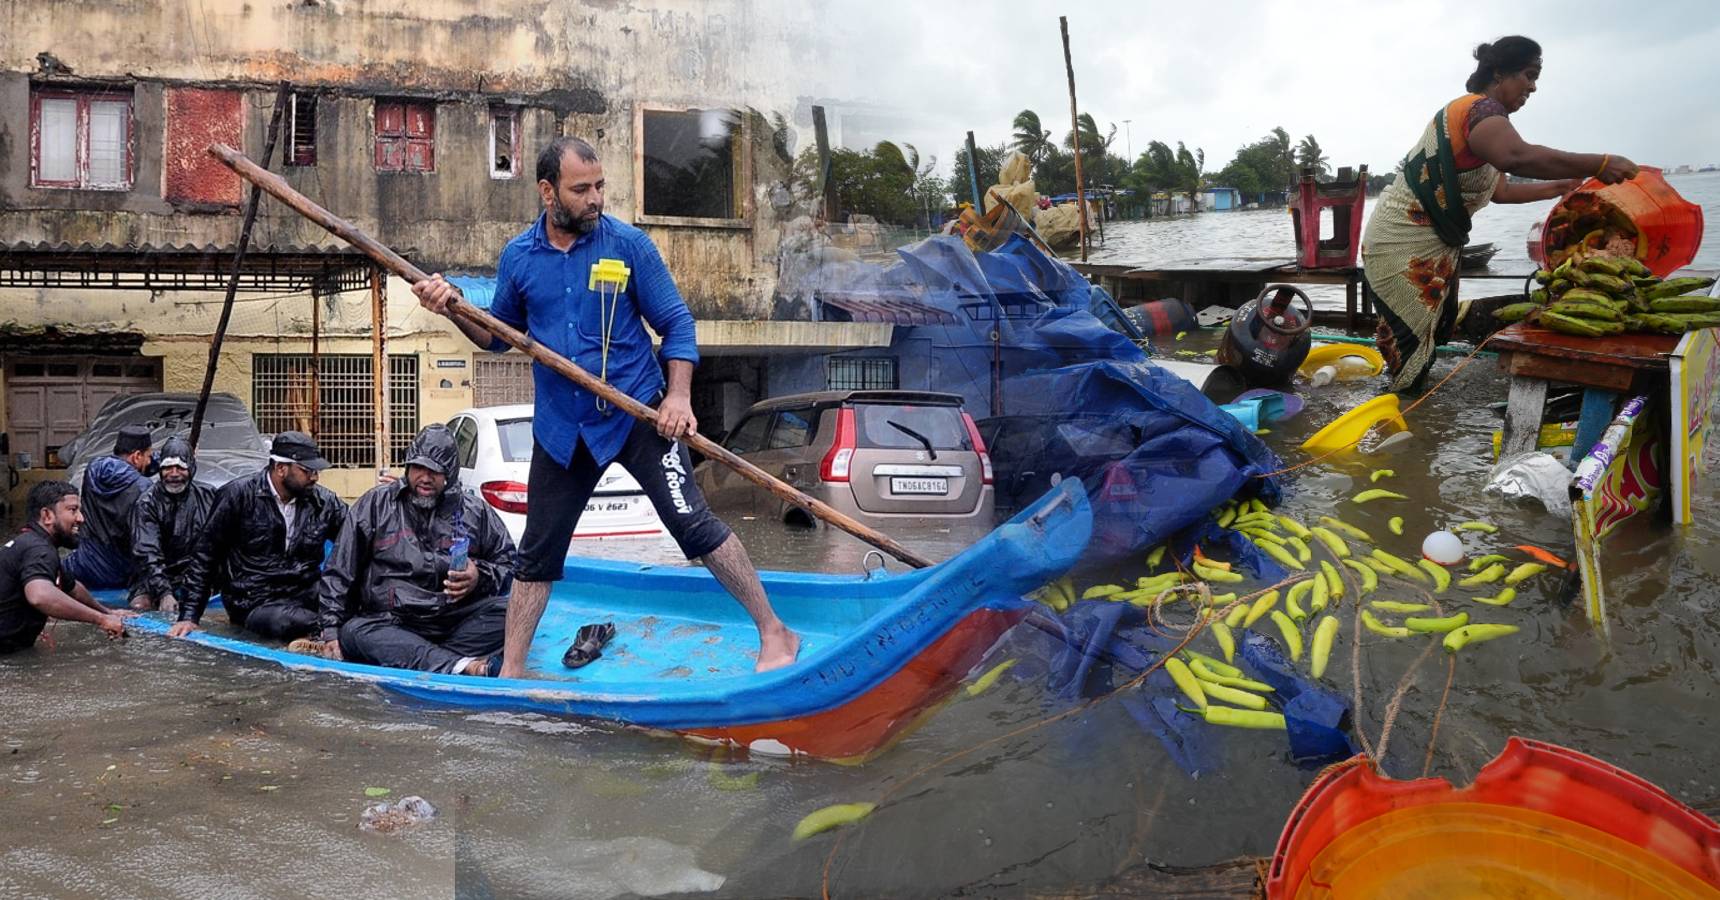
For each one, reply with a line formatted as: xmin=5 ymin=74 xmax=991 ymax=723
xmin=1422 ymin=530 xmax=1464 ymax=565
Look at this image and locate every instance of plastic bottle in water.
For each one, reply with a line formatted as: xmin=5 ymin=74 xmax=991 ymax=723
xmin=449 ymin=536 xmax=470 ymax=572
xmin=1310 ymin=365 xmax=1339 ymax=387
xmin=1309 ymin=355 xmax=1376 ymax=387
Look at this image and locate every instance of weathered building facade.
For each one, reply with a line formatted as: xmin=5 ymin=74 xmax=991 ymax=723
xmin=0 ymin=0 xmax=895 ymax=505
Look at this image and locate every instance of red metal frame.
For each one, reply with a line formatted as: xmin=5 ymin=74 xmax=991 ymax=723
xmin=1289 ymin=167 xmax=1366 ymax=269
xmin=375 ymin=99 xmax=435 ymax=173
xmin=29 ymin=87 xmax=134 ymax=191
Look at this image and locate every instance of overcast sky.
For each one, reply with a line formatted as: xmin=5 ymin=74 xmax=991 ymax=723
xmin=804 ymin=0 xmax=1720 ymax=179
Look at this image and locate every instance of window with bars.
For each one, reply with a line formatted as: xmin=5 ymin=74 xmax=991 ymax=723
xmin=287 ymin=93 xmax=317 ymax=167
xmin=251 ymin=354 xmax=419 ymax=467
xmin=29 ymin=87 xmax=133 ymax=190
xmin=473 ymin=355 xmax=535 ymax=407
xmin=375 ymin=100 xmax=434 ymax=173
xmin=489 ymin=107 xmax=518 ymax=179
xmin=826 ymin=356 xmax=898 ymax=391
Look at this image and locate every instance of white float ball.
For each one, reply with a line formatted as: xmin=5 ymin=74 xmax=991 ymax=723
xmin=1422 ymin=530 xmax=1464 ymax=565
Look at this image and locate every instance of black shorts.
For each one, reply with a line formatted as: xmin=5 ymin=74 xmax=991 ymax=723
xmin=516 ymin=419 xmax=733 ymax=582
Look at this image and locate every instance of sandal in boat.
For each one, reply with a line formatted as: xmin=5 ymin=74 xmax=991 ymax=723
xmin=562 ymin=622 xmax=617 ymax=669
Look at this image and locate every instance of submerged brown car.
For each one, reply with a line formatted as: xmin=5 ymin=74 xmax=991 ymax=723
xmin=693 ymin=390 xmax=995 ymax=526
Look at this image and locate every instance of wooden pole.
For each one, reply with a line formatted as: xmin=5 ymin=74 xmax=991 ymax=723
xmin=811 ymin=105 xmax=836 ymax=224
xmin=370 ymin=266 xmax=388 ymax=475
xmin=1060 ymin=16 xmax=1091 ymax=262
xmin=964 ymin=130 xmax=983 ymax=209
xmin=206 ymin=142 xmax=937 ymax=570
xmin=309 ymin=285 xmax=320 ymax=437
xmin=191 ymin=82 xmax=290 ymax=451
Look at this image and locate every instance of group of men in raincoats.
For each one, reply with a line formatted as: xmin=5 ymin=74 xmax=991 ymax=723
xmin=2 ymin=422 xmax=514 ymax=677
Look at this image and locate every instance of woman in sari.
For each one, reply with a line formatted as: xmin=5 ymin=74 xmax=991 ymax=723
xmin=1363 ymin=35 xmax=1639 ymax=391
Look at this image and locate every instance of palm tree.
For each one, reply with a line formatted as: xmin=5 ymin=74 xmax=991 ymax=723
xmin=1175 ymin=142 xmax=1205 ymax=207
xmin=1296 ymin=134 xmax=1331 ymax=181
xmin=1011 ymin=110 xmax=1054 ymax=166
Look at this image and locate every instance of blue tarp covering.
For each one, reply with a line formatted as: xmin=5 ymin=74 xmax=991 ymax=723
xmin=814 ymin=234 xmax=1283 ymax=559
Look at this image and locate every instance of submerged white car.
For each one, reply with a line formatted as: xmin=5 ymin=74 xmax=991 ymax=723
xmin=444 ymin=405 xmax=666 ymax=543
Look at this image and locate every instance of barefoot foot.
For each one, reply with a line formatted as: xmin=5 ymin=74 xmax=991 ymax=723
xmin=754 ymin=625 xmax=801 ymax=672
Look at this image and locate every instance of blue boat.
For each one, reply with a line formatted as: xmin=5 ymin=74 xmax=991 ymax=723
xmin=101 ymin=481 xmax=1091 ymax=762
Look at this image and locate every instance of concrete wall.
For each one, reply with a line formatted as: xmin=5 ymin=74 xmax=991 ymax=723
xmin=0 ymin=0 xmax=829 ymax=319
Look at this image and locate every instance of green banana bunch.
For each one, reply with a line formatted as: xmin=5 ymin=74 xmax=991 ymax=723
xmin=1649 ymin=296 xmax=1720 ymax=314
xmin=1550 ymin=300 xmax=1621 ymax=321
xmin=1542 ymin=311 xmax=1624 ymax=337
xmin=1644 ymin=277 xmax=1718 ymax=300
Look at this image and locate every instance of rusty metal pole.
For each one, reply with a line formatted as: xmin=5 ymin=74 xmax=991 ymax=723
xmin=370 ymin=266 xmax=389 ymax=477
xmin=207 ymin=142 xmax=938 ymax=570
xmin=309 ymin=284 xmax=321 ymax=437
xmin=192 ymin=82 xmax=290 ymax=451
xmin=1060 ymin=16 xmax=1091 ymax=262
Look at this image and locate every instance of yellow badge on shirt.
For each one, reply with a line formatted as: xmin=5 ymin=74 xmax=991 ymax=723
xmin=588 ymin=258 xmax=631 ymax=293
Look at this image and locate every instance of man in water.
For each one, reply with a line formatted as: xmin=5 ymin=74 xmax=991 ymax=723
xmin=129 ymin=436 xmax=216 ymax=614
xmin=412 ymin=136 xmax=798 ymax=677
xmin=0 ymin=481 xmax=129 ymax=653
xmin=172 ymin=432 xmax=345 ymax=641
xmin=63 ymin=424 xmax=154 ymax=594
xmin=312 ymin=424 xmax=516 ymax=675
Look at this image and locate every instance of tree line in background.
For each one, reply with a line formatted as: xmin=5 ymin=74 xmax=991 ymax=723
xmin=789 ymin=109 xmax=1400 ymax=228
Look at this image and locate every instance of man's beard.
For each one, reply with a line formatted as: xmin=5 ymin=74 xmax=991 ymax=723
xmin=410 ymin=491 xmax=438 ymax=510
xmin=163 ymin=479 xmax=189 ymax=495
xmin=550 ymin=197 xmax=599 ymax=235
xmin=50 ymin=522 xmax=79 ymax=548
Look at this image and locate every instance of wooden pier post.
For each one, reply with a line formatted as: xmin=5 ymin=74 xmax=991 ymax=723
xmin=1060 ymin=16 xmax=1091 ymax=262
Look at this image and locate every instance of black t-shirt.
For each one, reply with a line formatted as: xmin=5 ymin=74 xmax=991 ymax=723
xmin=0 ymin=525 xmax=74 ymax=651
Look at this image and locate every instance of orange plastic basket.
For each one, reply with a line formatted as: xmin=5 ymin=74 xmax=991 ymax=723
xmin=1267 ymin=737 xmax=1720 ymax=898
xmin=1528 ymin=167 xmax=1705 ymax=277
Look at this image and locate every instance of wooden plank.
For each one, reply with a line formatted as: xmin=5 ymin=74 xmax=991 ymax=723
xmin=1500 ymin=375 xmax=1549 ymax=458
xmin=1503 ymin=352 xmax=1636 ymax=392
xmin=1031 ymin=857 xmax=1262 ymax=898
xmin=1489 ymin=322 xmax=1678 ymax=371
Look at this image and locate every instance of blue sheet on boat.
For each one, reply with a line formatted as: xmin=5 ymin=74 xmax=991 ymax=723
xmin=801 ymin=234 xmax=1282 ymax=559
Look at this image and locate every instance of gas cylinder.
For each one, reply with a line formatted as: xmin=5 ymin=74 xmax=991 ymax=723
xmin=1216 ymin=284 xmax=1313 ymax=386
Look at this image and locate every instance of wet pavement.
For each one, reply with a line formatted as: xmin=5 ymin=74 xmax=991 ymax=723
xmin=5 ymin=175 xmax=1720 ymax=898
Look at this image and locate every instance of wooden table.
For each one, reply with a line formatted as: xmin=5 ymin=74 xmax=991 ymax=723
xmin=1490 ymin=322 xmax=1679 ymax=459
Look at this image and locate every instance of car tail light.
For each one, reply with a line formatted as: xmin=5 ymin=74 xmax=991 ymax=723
xmin=962 ymin=412 xmax=994 ymax=485
xmin=480 ymin=480 xmax=530 ymax=514
xmin=819 ymin=407 xmax=857 ymax=482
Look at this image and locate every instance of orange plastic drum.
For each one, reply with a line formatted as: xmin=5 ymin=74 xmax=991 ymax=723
xmin=1529 ymin=166 xmax=1706 ymax=277
xmin=1267 ymin=737 xmax=1720 ymax=899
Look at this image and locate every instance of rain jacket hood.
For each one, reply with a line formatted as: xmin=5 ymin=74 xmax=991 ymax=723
xmin=400 ymin=424 xmax=461 ymax=493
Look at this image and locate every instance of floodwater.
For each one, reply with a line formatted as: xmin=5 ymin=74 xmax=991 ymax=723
xmin=5 ymin=176 xmax=1720 ymax=899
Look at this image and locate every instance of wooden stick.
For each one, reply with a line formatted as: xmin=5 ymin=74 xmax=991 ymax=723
xmin=1060 ymin=16 xmax=1090 ymax=262
xmin=206 ymin=142 xmax=937 ymax=570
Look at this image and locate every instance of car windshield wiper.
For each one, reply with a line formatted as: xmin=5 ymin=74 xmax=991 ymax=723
xmin=887 ymin=420 xmax=937 ymax=460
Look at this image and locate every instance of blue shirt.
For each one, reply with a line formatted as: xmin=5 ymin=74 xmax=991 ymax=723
xmin=488 ymin=213 xmax=700 ymax=468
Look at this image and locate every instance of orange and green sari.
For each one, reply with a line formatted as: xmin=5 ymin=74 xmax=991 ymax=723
xmin=1362 ymin=94 xmax=1502 ymax=391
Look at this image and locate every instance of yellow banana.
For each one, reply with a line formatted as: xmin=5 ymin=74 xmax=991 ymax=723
xmin=1081 ymin=584 xmax=1126 ymax=600
xmin=1353 ymin=489 xmax=1408 ymax=503
xmin=1201 ymin=706 xmax=1286 ymax=730
xmin=1224 ymin=603 xmax=1249 ymax=628
xmin=1277 ymin=516 xmax=1314 ymax=539
xmin=1417 ymin=559 xmax=1452 ymax=592
xmin=1310 ymin=569 xmax=1329 ymax=613
xmin=1202 ymin=681 xmax=1268 ymax=710
xmin=1310 ymin=615 xmax=1340 ymax=679
xmin=1388 ymin=516 xmax=1404 ymax=536
xmin=1319 ymin=516 xmax=1373 ymax=543
xmin=966 ymin=659 xmax=1018 ymax=696
xmin=1405 ymin=612 xmax=1470 ymax=634
xmin=793 ymin=803 xmax=877 ymax=841
xmin=1504 ymin=563 xmax=1548 ymax=586
xmin=1308 ymin=527 xmax=1351 ymax=559
xmin=1471 ymin=588 xmax=1517 ymax=607
xmin=1211 ymin=622 xmax=1236 ymax=663
xmin=1165 ymin=657 xmax=1207 ymax=709
xmin=1269 ymin=610 xmax=1303 ymax=661
xmin=1193 ymin=562 xmax=1244 ymax=584
xmin=1189 ymin=659 xmax=1274 ymax=692
xmin=1321 ymin=560 xmax=1345 ymax=601
xmin=1443 ymin=623 xmax=1520 ymax=653
xmin=1370 ymin=469 xmax=1395 ymax=482
xmin=1286 ymin=535 xmax=1313 ymax=563
xmin=1285 ymin=579 xmax=1313 ymax=623
xmin=1468 ymin=554 xmax=1509 ymax=572
xmin=1184 ymin=651 xmax=1242 ymax=678
xmin=1370 ymin=599 xmax=1432 ymax=613
xmin=1361 ymin=609 xmax=1412 ymax=638
xmin=1341 ymin=558 xmax=1378 ymax=595
xmin=1371 ymin=549 xmax=1429 ymax=584
xmin=1257 ymin=539 xmax=1304 ymax=571
xmin=1459 ymin=563 xmax=1506 ymax=587
xmin=1455 ymin=521 xmax=1499 ymax=533
xmin=1243 ymin=590 xmax=1280 ymax=627
xmin=1146 ymin=545 xmax=1167 ymax=569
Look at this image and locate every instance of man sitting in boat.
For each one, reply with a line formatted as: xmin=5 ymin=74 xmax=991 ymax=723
xmin=128 ymin=436 xmax=216 ymax=615
xmin=169 ymin=432 xmax=347 ymax=641
xmin=310 ymin=424 xmax=517 ymax=676
xmin=411 ymin=135 xmax=798 ymax=677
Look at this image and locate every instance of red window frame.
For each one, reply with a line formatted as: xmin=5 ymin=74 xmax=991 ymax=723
xmin=375 ymin=100 xmax=435 ymax=173
xmin=29 ymin=87 xmax=134 ymax=190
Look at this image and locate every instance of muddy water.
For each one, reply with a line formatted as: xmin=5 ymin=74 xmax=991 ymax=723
xmin=6 ymin=181 xmax=1720 ymax=899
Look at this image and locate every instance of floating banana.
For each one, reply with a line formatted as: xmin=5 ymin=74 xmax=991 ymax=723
xmin=1321 ymin=560 xmax=1345 ymax=601
xmin=1319 ymin=516 xmax=1373 ymax=543
xmin=1310 ymin=570 xmax=1331 ymax=613
xmin=1082 ymin=584 xmax=1126 ymax=600
xmin=1416 ymin=559 xmax=1452 ymax=592
xmin=1202 ymin=681 xmax=1268 ymax=710
xmin=1257 ymin=539 xmax=1304 ymax=571
xmin=1471 ymin=588 xmax=1517 ymax=607
xmin=1353 ymin=489 xmax=1409 ymax=503
xmin=1244 ymin=590 xmax=1280 ymax=627
xmin=1269 ymin=610 xmax=1303 ymax=661
xmin=1211 ymin=622 xmax=1237 ymax=663
xmin=1363 ymin=557 xmax=1397 ymax=577
xmin=1341 ymin=559 xmax=1379 ymax=595
xmin=1310 ymin=615 xmax=1340 ymax=679
xmin=1189 ymin=659 xmax=1274 ymax=693
xmin=1146 ymin=545 xmax=1167 ymax=569
xmin=1286 ymin=535 xmax=1313 ymax=563
xmin=1468 ymin=553 xmax=1509 ymax=572
xmin=1361 ymin=609 xmax=1412 ymax=638
xmin=1201 ymin=706 xmax=1287 ymax=730
xmin=1224 ymin=603 xmax=1249 ymax=628
xmin=1216 ymin=506 xmax=1237 ymax=528
xmin=1443 ymin=623 xmax=1520 ymax=654
xmin=1308 ymin=527 xmax=1351 ymax=559
xmin=1459 ymin=563 xmax=1507 ymax=587
xmin=965 ymin=659 xmax=1018 ymax=696
xmin=1184 ymin=651 xmax=1242 ymax=678
xmin=1388 ymin=516 xmax=1404 ymax=536
xmin=1405 ymin=611 xmax=1470 ymax=634
xmin=1164 ymin=657 xmax=1207 ymax=709
xmin=1370 ymin=600 xmax=1431 ymax=614
xmin=1245 ymin=528 xmax=1287 ymax=545
xmin=793 ymin=803 xmax=878 ymax=841
xmin=1504 ymin=563 xmax=1548 ymax=586
xmin=1193 ymin=562 xmax=1245 ymax=584
xmin=1371 ymin=548 xmax=1429 ymax=584
xmin=1285 ymin=579 xmax=1313 ymax=623
xmin=1456 ymin=521 xmax=1499 ymax=534
xmin=1277 ymin=516 xmax=1314 ymax=540
xmin=1370 ymin=469 xmax=1395 ymax=482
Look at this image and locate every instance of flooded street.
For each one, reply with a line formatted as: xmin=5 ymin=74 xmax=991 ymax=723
xmin=6 ymin=177 xmax=1720 ymax=899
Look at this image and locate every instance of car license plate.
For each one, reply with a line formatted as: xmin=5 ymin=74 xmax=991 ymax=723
xmin=584 ymin=496 xmax=641 ymax=514
xmin=891 ymin=477 xmax=948 ymax=495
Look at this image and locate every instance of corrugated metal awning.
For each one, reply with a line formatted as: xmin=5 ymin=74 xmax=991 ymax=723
xmin=817 ymin=291 xmax=958 ymax=325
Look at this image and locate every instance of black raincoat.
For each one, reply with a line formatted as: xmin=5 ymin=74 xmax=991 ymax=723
xmin=61 ymin=455 xmax=149 ymax=589
xmin=130 ymin=437 xmax=217 ymax=601
xmin=181 ymin=466 xmax=346 ymax=624
xmin=316 ymin=425 xmax=516 ymax=642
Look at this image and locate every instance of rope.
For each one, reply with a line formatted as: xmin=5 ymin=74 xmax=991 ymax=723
xmin=1258 ymin=334 xmax=1500 ymax=480
xmin=820 ymin=579 xmax=1293 ymax=899
xmin=1423 ymin=656 xmax=1457 ymax=778
xmin=594 ymin=280 xmax=621 ymax=415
